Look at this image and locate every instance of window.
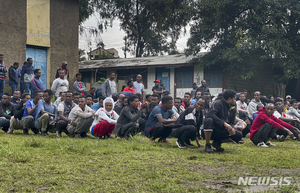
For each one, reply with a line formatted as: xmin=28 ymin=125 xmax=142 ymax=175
xmin=205 ymin=68 xmax=223 ymax=87
xmin=175 ymin=66 xmax=193 ymax=88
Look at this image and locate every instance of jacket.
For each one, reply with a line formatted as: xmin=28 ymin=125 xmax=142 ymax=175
xmin=31 ymin=77 xmax=45 ymax=93
xmin=21 ymin=63 xmax=34 ymax=82
xmin=0 ymin=61 xmax=8 ymax=80
xmin=173 ymin=105 xmax=203 ymax=129
xmin=250 ymin=107 xmax=294 ymax=140
xmin=73 ymin=80 xmax=86 ymax=93
xmin=0 ymin=102 xmax=15 ymax=119
xmin=9 ymin=66 xmax=18 ymax=85
xmin=102 ymin=79 xmax=116 ymax=97
xmin=14 ymin=101 xmax=25 ymax=120
xmin=286 ymin=107 xmax=300 ymax=118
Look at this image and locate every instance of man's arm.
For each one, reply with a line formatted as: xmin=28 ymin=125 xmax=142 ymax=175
xmin=51 ymin=80 xmax=57 ymax=93
xmin=153 ymin=89 xmax=163 ymax=94
xmin=102 ymin=80 xmax=108 ymax=97
xmin=0 ymin=108 xmax=11 ymax=119
xmin=58 ymin=111 xmax=72 ymax=124
xmin=27 ymin=105 xmax=38 ymax=116
xmin=156 ymin=114 xmax=177 ymax=125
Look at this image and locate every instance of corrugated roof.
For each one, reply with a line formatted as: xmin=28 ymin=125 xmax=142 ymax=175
xmin=79 ymin=53 xmax=206 ymax=70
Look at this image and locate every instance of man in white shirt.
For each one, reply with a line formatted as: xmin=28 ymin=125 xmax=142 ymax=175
xmin=67 ymin=96 xmax=95 ymax=138
xmin=51 ymin=70 xmax=69 ymax=99
xmin=133 ymin=74 xmax=144 ymax=99
xmin=236 ymin=93 xmax=248 ymax=114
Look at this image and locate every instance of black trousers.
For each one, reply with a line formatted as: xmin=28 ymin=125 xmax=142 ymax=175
xmin=56 ymin=120 xmax=69 ymax=135
xmin=172 ymin=125 xmax=197 ymax=142
xmin=242 ymin=124 xmax=251 ymax=137
xmin=252 ymin=123 xmax=277 ymax=145
xmin=118 ymin=122 xmax=140 ymax=138
xmin=203 ymin=118 xmax=242 ymax=144
xmin=149 ymin=123 xmax=173 ymax=140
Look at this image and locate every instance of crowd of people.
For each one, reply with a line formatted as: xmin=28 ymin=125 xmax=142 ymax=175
xmin=1 ymin=56 xmax=300 ymax=153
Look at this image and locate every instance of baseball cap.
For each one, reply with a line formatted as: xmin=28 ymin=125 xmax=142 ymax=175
xmin=286 ymin=95 xmax=292 ymax=99
xmin=154 ymin=80 xmax=160 ymax=83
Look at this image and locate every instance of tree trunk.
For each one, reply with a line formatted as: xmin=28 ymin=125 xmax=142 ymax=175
xmin=274 ymin=83 xmax=287 ymax=98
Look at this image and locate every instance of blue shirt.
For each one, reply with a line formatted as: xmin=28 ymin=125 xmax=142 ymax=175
xmin=145 ymin=105 xmax=174 ymax=137
xmin=31 ymin=77 xmax=45 ymax=93
xmin=92 ymin=102 xmax=100 ymax=112
xmin=23 ymin=99 xmax=37 ymax=118
xmin=34 ymin=100 xmax=57 ymax=128
xmin=191 ymin=99 xmax=197 ymax=105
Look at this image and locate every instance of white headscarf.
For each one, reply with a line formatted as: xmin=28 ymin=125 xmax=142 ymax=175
xmin=103 ymin=97 xmax=115 ymax=115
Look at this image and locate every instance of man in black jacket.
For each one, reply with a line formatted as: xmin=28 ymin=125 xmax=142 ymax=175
xmin=0 ymin=92 xmax=15 ymax=132
xmin=9 ymin=62 xmax=19 ymax=95
xmin=172 ymin=97 xmax=206 ymax=148
xmin=203 ymin=90 xmax=242 ymax=153
xmin=6 ymin=93 xmax=31 ymax=134
xmin=196 ymin=80 xmax=210 ymax=96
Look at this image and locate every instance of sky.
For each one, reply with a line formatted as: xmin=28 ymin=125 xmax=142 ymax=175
xmin=79 ymin=15 xmax=191 ymax=59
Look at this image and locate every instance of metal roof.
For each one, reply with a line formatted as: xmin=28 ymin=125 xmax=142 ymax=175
xmin=79 ymin=53 xmax=206 ymax=70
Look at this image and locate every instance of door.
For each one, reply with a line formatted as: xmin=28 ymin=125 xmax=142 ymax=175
xmin=156 ymin=68 xmax=170 ymax=92
xmin=26 ymin=47 xmax=47 ymax=89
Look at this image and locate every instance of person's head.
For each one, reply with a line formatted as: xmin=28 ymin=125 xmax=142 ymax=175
xmin=184 ymin=92 xmax=191 ymax=103
xmin=238 ymin=93 xmax=246 ymax=102
xmin=161 ymin=96 xmax=173 ymax=110
xmin=65 ymin=91 xmax=73 ymax=103
xmin=43 ymin=89 xmax=53 ymax=103
xmin=223 ymin=90 xmax=237 ymax=106
xmin=162 ymin=84 xmax=166 ymax=90
xmin=13 ymin=62 xmax=19 ymax=69
xmin=112 ymin=93 xmax=118 ymax=102
xmin=145 ymin=94 xmax=152 ymax=102
xmin=265 ymin=103 xmax=275 ymax=116
xmin=99 ymin=96 xmax=105 ymax=107
xmin=203 ymin=92 xmax=211 ymax=102
xmin=73 ymin=92 xmax=80 ymax=104
xmin=136 ymin=74 xmax=142 ymax=82
xmin=195 ymin=91 xmax=202 ymax=99
xmin=62 ymin=61 xmax=67 ymax=69
xmin=1 ymin=92 xmax=11 ymax=105
xmin=201 ymin=80 xmax=206 ymax=87
xmin=284 ymin=101 xmax=290 ymax=111
xmin=0 ymin=54 xmax=3 ymax=62
xmin=151 ymin=94 xmax=160 ymax=106
xmin=136 ymin=93 xmax=142 ymax=101
xmin=86 ymin=95 xmax=93 ymax=106
xmin=109 ymin=72 xmax=116 ymax=80
xmin=291 ymin=100 xmax=299 ymax=109
xmin=162 ymin=91 xmax=170 ymax=97
xmin=13 ymin=90 xmax=21 ymax=100
xmin=274 ymin=98 xmax=284 ymax=111
xmin=33 ymin=90 xmax=43 ymax=100
xmin=174 ymin=97 xmax=182 ymax=109
xmin=58 ymin=69 xmax=65 ymax=79
xmin=154 ymin=80 xmax=160 ymax=87
xmin=256 ymin=103 xmax=264 ymax=111
xmin=122 ymin=97 xmax=128 ymax=106
xmin=34 ymin=69 xmax=41 ymax=78
xmin=243 ymin=89 xmax=248 ymax=97
xmin=76 ymin=73 xmax=82 ymax=81
xmin=268 ymin=95 xmax=274 ymax=101
xmin=128 ymin=95 xmax=139 ymax=109
xmin=118 ymin=94 xmax=125 ymax=102
xmin=104 ymin=97 xmax=114 ymax=112
xmin=286 ymin=95 xmax=292 ymax=102
xmin=27 ymin=58 xmax=33 ymax=65
xmin=22 ymin=93 xmax=31 ymax=103
xmin=60 ymin=92 xmax=66 ymax=101
xmin=127 ymin=79 xmax=133 ymax=87
xmin=253 ymin=91 xmax=261 ymax=102
xmin=196 ymin=97 xmax=206 ymax=112
xmin=90 ymin=87 xmax=96 ymax=94
xmin=192 ymin=83 xmax=197 ymax=89
xmin=78 ymin=96 xmax=87 ymax=109
xmin=246 ymin=99 xmax=251 ymax=105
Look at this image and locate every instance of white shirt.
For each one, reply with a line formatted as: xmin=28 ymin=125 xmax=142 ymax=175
xmin=68 ymin=105 xmax=94 ymax=122
xmin=108 ymin=80 xmax=117 ymax=95
xmin=133 ymin=81 xmax=144 ymax=94
xmin=90 ymin=108 xmax=119 ymax=131
xmin=51 ymin=78 xmax=69 ymax=98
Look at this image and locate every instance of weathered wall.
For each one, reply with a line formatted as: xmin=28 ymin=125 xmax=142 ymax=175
xmin=224 ymin=58 xmax=275 ymax=98
xmin=50 ymin=0 xmax=79 ymax=88
xmin=0 ymin=0 xmax=27 ymax=91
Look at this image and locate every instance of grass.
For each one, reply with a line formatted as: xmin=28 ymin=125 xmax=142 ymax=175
xmin=0 ymin=131 xmax=299 ymax=192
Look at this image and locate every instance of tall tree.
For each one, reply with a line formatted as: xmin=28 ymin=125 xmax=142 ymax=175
xmin=186 ymin=0 xmax=300 ymax=83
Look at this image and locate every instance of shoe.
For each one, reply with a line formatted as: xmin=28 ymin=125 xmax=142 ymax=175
xmin=265 ymin=141 xmax=276 ymax=146
xmin=212 ymin=141 xmax=225 ymax=152
xmin=40 ymin=132 xmax=47 ymax=136
xmin=184 ymin=140 xmax=195 ymax=147
xmin=56 ymin=131 xmax=62 ymax=138
xmin=161 ymin=138 xmax=172 ymax=144
xmin=105 ymin=135 xmax=113 ymax=139
xmin=23 ymin=129 xmax=29 ymax=135
xmin=74 ymin=134 xmax=82 ymax=138
xmin=278 ymin=135 xmax=285 ymax=142
xmin=5 ymin=131 xmax=13 ymax=134
xmin=176 ymin=140 xmax=186 ymax=148
xmin=97 ymin=136 xmax=104 ymax=140
xmin=238 ymin=140 xmax=244 ymax=144
xmin=257 ymin=142 xmax=268 ymax=147
xmin=205 ymin=143 xmax=214 ymax=153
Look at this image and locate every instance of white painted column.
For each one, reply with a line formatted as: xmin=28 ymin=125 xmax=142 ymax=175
xmin=170 ymin=68 xmax=175 ymax=99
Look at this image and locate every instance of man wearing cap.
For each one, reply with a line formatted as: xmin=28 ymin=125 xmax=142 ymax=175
xmin=56 ymin=61 xmax=69 ymax=80
xmin=152 ymin=80 xmax=163 ymax=99
xmin=286 ymin=95 xmax=292 ymax=102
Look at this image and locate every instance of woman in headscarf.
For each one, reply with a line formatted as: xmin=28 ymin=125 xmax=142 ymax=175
xmin=90 ymin=97 xmax=119 ymax=139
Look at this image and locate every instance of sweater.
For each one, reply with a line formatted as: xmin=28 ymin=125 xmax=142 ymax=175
xmin=250 ymin=107 xmax=294 ymax=140
xmin=248 ymin=99 xmax=262 ymax=119
xmin=236 ymin=100 xmax=248 ymax=114
xmin=0 ymin=61 xmax=8 ymax=80
xmin=51 ymin=78 xmax=69 ymax=98
xmin=286 ymin=107 xmax=300 ymax=118
xmin=9 ymin=66 xmax=18 ymax=85
xmin=0 ymin=102 xmax=15 ymax=119
xmin=31 ymin=77 xmax=45 ymax=93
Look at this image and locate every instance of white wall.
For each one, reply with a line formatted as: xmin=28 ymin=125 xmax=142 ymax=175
xmin=144 ymin=68 xmax=156 ymax=96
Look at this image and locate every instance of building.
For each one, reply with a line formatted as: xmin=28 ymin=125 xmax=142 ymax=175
xmin=88 ymin=48 xmax=119 ymax=60
xmin=0 ymin=0 xmax=79 ymax=90
xmin=79 ymin=53 xmax=276 ymax=99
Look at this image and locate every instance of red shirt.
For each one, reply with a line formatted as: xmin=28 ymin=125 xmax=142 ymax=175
xmin=123 ymin=86 xmax=135 ymax=93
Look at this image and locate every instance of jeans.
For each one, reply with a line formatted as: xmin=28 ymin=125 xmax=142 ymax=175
xmin=10 ymin=83 xmax=18 ymax=95
xmin=20 ymin=81 xmax=24 ymax=96
xmin=252 ymin=123 xmax=277 ymax=145
xmin=23 ymin=82 xmax=31 ymax=95
xmin=148 ymin=123 xmax=173 ymax=140
xmin=0 ymin=117 xmax=10 ymax=132
xmin=0 ymin=79 xmax=5 ymax=99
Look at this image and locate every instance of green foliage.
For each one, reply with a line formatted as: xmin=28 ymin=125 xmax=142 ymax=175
xmin=96 ymin=77 xmax=106 ymax=85
xmin=78 ymin=48 xmax=87 ymax=61
xmin=186 ymin=0 xmax=300 ymax=83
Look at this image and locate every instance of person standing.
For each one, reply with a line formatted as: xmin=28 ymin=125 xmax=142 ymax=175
xmin=123 ymin=79 xmax=135 ymax=93
xmin=21 ymin=58 xmax=34 ymax=95
xmin=31 ymin=69 xmax=45 ymax=96
xmin=56 ymin=61 xmax=69 ymax=80
xmin=73 ymin=73 xmax=86 ymax=95
xmin=196 ymin=80 xmax=210 ymax=96
xmin=0 ymin=54 xmax=8 ymax=99
xmin=152 ymin=80 xmax=163 ymax=99
xmin=191 ymin=83 xmax=198 ymax=99
xmin=102 ymin=72 xmax=117 ymax=97
xmin=51 ymin=70 xmax=69 ymax=99
xmin=133 ymin=74 xmax=144 ymax=99
xmin=9 ymin=62 xmax=19 ymax=95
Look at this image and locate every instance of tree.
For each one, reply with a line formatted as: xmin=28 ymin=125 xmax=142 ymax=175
xmin=84 ymin=0 xmax=193 ymax=57
xmin=186 ymin=0 xmax=300 ymax=83
xmin=78 ymin=49 xmax=87 ymax=61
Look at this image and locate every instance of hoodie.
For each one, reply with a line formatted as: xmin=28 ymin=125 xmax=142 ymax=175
xmin=21 ymin=63 xmax=34 ymax=82
xmin=250 ymin=107 xmax=294 ymax=140
xmin=286 ymin=106 xmax=300 ymax=118
xmin=90 ymin=97 xmax=119 ymax=131
xmin=248 ymin=99 xmax=262 ymax=119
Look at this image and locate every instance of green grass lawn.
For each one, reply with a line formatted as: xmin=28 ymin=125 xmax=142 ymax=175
xmin=0 ymin=131 xmax=299 ymax=192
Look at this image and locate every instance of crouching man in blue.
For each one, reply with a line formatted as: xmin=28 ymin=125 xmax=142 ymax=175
xmin=172 ymin=97 xmax=206 ymax=148
xmin=203 ymin=90 xmax=242 ymax=153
